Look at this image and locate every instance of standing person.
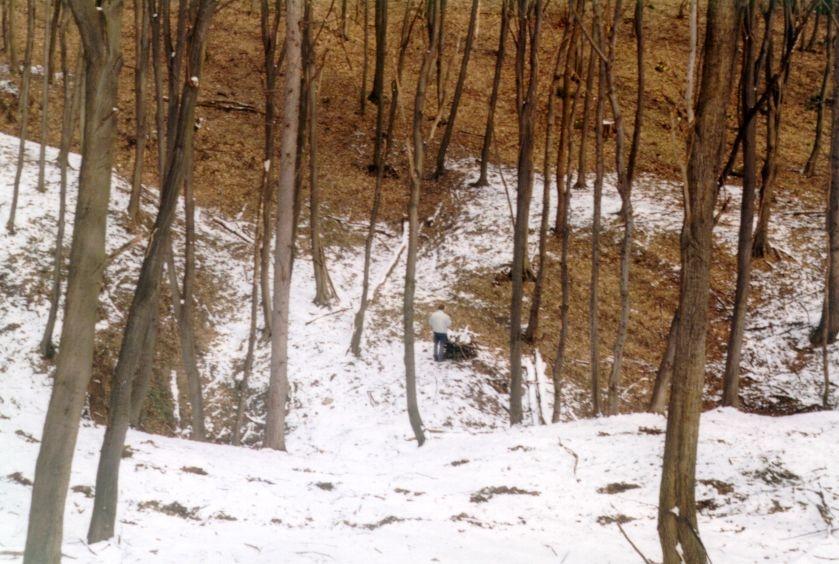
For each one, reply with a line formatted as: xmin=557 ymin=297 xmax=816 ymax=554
xmin=429 ymin=304 xmax=452 ymax=362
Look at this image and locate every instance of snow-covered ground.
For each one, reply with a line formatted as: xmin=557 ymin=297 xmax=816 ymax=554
xmin=1 ymin=133 xmax=838 ymax=562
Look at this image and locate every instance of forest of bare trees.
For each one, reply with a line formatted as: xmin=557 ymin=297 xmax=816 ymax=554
xmin=0 ymin=0 xmax=836 ymax=562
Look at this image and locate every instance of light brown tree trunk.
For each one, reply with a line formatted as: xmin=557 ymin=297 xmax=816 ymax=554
xmin=309 ymin=68 xmax=335 ymax=306
xmin=589 ymin=42 xmax=605 ymax=419
xmin=36 ymin=0 xmax=58 ymax=195
xmin=23 ymin=0 xmax=124 ymax=560
xmin=474 ymin=0 xmax=509 ymax=187
xmin=434 ymin=0 xmax=478 ymax=178
xmin=573 ymin=32 xmax=595 ymax=191
xmin=127 ymin=0 xmax=150 ymax=226
xmin=649 ymin=308 xmax=678 ymax=413
xmin=509 ymin=0 xmax=541 ymax=426
xmin=5 ymin=0 xmax=34 ymax=234
xmin=86 ymin=0 xmax=216 ymax=542
xmin=723 ymin=1 xmax=758 ymax=409
xmin=264 ymin=0 xmax=302 ymax=452
xmin=5 ymin=0 xmax=16 ymax=75
xmin=658 ymin=2 xmax=737 ymax=561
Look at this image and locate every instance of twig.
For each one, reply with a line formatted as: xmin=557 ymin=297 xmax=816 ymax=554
xmin=616 ymin=519 xmax=653 ymax=564
xmin=104 ymin=234 xmax=143 ymax=268
xmin=305 ymin=306 xmax=351 ymax=325
xmin=211 ymin=217 xmax=254 ymax=244
xmin=558 ymin=439 xmax=580 ymax=481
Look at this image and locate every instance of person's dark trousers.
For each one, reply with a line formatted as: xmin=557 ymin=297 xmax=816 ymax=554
xmin=433 ymin=332 xmax=448 ymax=362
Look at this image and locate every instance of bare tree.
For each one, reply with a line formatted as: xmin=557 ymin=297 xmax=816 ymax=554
xmin=349 ymin=1 xmax=418 ymax=357
xmin=804 ymin=14 xmax=832 ymax=178
xmin=5 ymin=0 xmax=34 ymax=234
xmin=264 ymin=0 xmax=302 ymax=451
xmin=589 ymin=37 xmax=604 ymax=418
xmin=359 ymin=0 xmax=369 ymax=115
xmin=4 ymin=0 xmax=17 ymax=75
xmin=433 ymin=0 xmax=479 ymax=178
xmin=36 ymin=0 xmax=59 ymax=195
xmin=573 ymin=26 xmax=595 ymax=192
xmin=401 ymin=0 xmax=441 ymax=446
xmin=474 ymin=0 xmax=510 ymax=187
xmin=813 ymin=0 xmax=839 ymax=345
xmin=509 ymin=0 xmax=541 ymax=425
xmin=86 ymin=0 xmax=217 ymax=542
xmin=723 ymin=0 xmax=759 ymax=408
xmin=23 ymin=0 xmax=125 ymax=559
xmin=39 ymin=17 xmax=81 ymax=359
xmin=657 ymin=2 xmax=738 ymax=562
xmin=369 ymin=0 xmax=386 ymax=105
xmin=127 ymin=0 xmax=151 ymax=226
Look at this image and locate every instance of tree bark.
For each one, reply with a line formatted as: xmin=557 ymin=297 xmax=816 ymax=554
xmin=86 ymin=0 xmax=216 ymax=542
xmin=23 ymin=0 xmax=124 ymax=560
xmin=657 ymin=2 xmax=738 ymax=562
xmin=433 ymin=0 xmax=478 ymax=178
xmin=804 ymin=15 xmax=832 ymax=178
xmin=474 ymin=0 xmax=510 ymax=188
xmin=36 ymin=0 xmax=58 ymax=195
xmin=39 ymin=26 xmax=81 ymax=360
xmin=127 ymin=0 xmax=150 ymax=226
xmin=589 ymin=41 xmax=605 ymax=419
xmin=813 ymin=0 xmax=839 ymax=345
xmin=264 ymin=0 xmax=302 ymax=452
xmin=359 ymin=0 xmax=368 ymax=115
xmin=723 ymin=1 xmax=758 ymax=409
xmin=573 ymin=33 xmax=595 ymax=191
xmin=648 ymin=308 xmax=679 ymax=413
xmin=509 ymin=0 xmax=541 ymax=426
xmin=5 ymin=0 xmax=34 ymax=234
xmin=309 ymin=66 xmax=335 ymax=306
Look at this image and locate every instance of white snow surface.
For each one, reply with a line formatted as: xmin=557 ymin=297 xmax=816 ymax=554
xmin=0 ymin=136 xmax=838 ymax=562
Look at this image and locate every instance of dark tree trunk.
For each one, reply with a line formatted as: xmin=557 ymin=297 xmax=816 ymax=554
xmin=359 ymin=0 xmax=368 ymax=115
xmin=474 ymin=0 xmax=510 ymax=188
xmin=509 ymin=0 xmax=541 ymax=426
xmin=39 ymin=25 xmax=81 ymax=360
xmin=86 ymin=0 xmax=216 ymax=542
xmin=127 ymin=0 xmax=150 ymax=225
xmin=5 ymin=0 xmax=34 ymax=234
xmin=23 ymin=0 xmax=124 ymax=560
xmin=813 ymin=0 xmax=839 ymax=345
xmin=804 ymin=15 xmax=832 ymax=178
xmin=574 ymin=36 xmax=595 ymax=191
xmin=309 ymin=66 xmax=335 ymax=306
xmin=433 ymin=0 xmax=478 ymax=178
xmin=723 ymin=1 xmax=758 ymax=408
xmin=349 ymin=2 xmax=415 ymax=357
xmin=589 ymin=48 xmax=605 ymax=419
xmin=657 ymin=2 xmax=738 ymax=562
xmin=36 ymin=0 xmax=58 ymax=195
xmin=369 ymin=0 xmax=386 ymax=106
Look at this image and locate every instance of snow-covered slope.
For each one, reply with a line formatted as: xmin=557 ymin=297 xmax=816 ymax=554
xmin=1 ymin=133 xmax=838 ymax=562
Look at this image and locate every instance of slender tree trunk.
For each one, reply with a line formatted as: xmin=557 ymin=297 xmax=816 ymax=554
xmin=150 ymin=0 xmax=166 ymax=182
xmin=5 ymin=0 xmax=16 ymax=75
xmin=340 ymin=0 xmax=348 ymax=38
xmin=509 ymin=0 xmax=541 ymax=426
xmin=474 ymin=0 xmax=509 ymax=188
xmin=806 ymin=9 xmax=820 ymax=51
xmin=403 ymin=0 xmax=441 ymax=446
xmin=804 ymin=16 xmax=832 ymax=178
xmin=573 ymin=38 xmax=595 ymax=191
xmin=433 ymin=0 xmax=478 ymax=178
xmin=23 ymin=0 xmax=124 ymax=560
xmin=129 ymin=301 xmax=159 ymax=426
xmin=127 ymin=0 xmax=150 ymax=225
xmin=39 ymin=24 xmax=80 ymax=360
xmin=649 ymin=308 xmax=679 ymax=413
xmin=658 ymin=2 xmax=737 ymax=561
xmin=589 ymin=48 xmax=605 ymax=418
xmin=36 ymin=0 xmax=57 ymax=195
xmin=369 ymin=0 xmax=386 ymax=105
xmin=723 ymin=1 xmax=758 ymax=409
xmin=359 ymin=0 xmax=368 ymax=115
xmin=813 ymin=0 xmax=839 ymax=345
xmin=551 ymin=12 xmax=583 ymax=423
xmin=86 ymin=0 xmax=216 ymax=542
xmin=350 ymin=2 xmax=414 ymax=357
xmin=5 ymin=0 xmax=35 ymax=234
xmin=309 ymin=68 xmax=334 ymax=306
xmin=264 ymin=0 xmax=302 ymax=452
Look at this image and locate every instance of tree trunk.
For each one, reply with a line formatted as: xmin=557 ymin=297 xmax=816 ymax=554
xmin=403 ymin=0 xmax=441 ymax=447
xmin=509 ymin=0 xmax=541 ymax=426
xmin=5 ymin=0 xmax=34 ymax=234
xmin=86 ymin=0 xmax=216 ymax=542
xmin=723 ymin=1 xmax=758 ymax=409
xmin=359 ymin=0 xmax=368 ymax=115
xmin=804 ymin=15 xmax=832 ymax=178
xmin=474 ymin=0 xmax=509 ymax=188
xmin=813 ymin=0 xmax=839 ymax=345
xmin=369 ymin=0 xmax=386 ymax=107
xmin=350 ymin=2 xmax=414 ymax=357
xmin=589 ymin=46 xmax=605 ymax=419
xmin=649 ymin=308 xmax=679 ymax=413
xmin=127 ymin=0 xmax=150 ymax=226
xmin=5 ymin=0 xmax=16 ymax=75
xmin=264 ymin=0 xmax=302 ymax=452
xmin=36 ymin=0 xmax=58 ymax=195
xmin=433 ymin=0 xmax=478 ymax=178
xmin=573 ymin=37 xmax=595 ymax=191
xmin=657 ymin=2 xmax=737 ymax=562
xmin=23 ymin=0 xmax=124 ymax=560
xmin=551 ymin=9 xmax=583 ymax=423
xmin=309 ymin=68 xmax=335 ymax=306
xmin=39 ymin=27 xmax=81 ymax=360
